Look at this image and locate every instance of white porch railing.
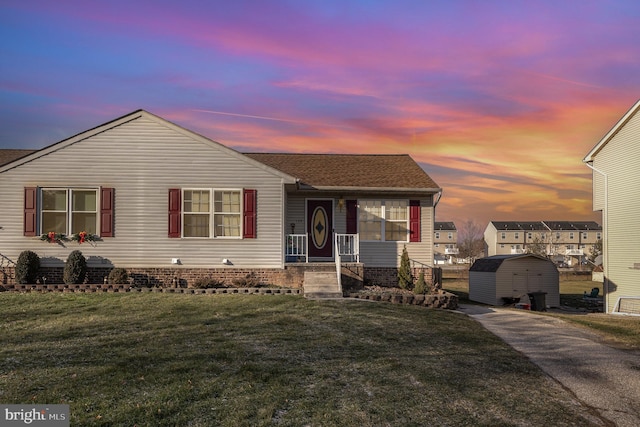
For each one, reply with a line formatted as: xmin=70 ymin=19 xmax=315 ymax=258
xmin=285 ymin=233 xmax=359 ymax=263
xmin=286 ymin=234 xmax=308 ymax=262
xmin=335 ymin=233 xmax=359 ymax=262
xmin=445 ymin=247 xmax=459 ymax=255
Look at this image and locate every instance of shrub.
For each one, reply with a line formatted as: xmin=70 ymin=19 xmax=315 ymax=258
xmin=15 ymin=250 xmax=40 ymax=284
xmin=398 ymin=246 xmax=413 ymax=290
xmin=232 ymin=273 xmax=261 ymax=288
xmin=63 ymin=250 xmax=87 ymax=285
xmin=108 ymin=267 xmax=129 ymax=285
xmin=414 ymin=270 xmax=427 ymax=294
xmin=192 ymin=277 xmax=226 ymax=289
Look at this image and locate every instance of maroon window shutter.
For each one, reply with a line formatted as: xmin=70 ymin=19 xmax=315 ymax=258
xmin=24 ymin=187 xmax=37 ymax=236
xmin=243 ymin=189 xmax=256 ymax=239
xmin=346 ymin=200 xmax=357 ymax=234
xmin=168 ymin=189 xmax=181 ymax=238
xmin=100 ymin=187 xmax=114 ymax=237
xmin=409 ymin=200 xmax=421 ymax=242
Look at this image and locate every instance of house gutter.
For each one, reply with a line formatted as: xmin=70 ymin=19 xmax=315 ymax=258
xmin=584 ymin=161 xmax=609 ymax=312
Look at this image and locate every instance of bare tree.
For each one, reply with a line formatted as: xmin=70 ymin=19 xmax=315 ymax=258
xmin=457 ymin=219 xmax=485 ymax=263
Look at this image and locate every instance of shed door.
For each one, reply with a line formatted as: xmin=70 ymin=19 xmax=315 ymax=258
xmin=512 ymin=274 xmax=527 ymax=298
xmin=307 ymin=199 xmax=333 ymax=258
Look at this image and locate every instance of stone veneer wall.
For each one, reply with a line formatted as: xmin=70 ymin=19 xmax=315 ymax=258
xmin=2 ymin=264 xmax=435 ymax=289
xmin=2 ymin=263 xmax=369 ymax=288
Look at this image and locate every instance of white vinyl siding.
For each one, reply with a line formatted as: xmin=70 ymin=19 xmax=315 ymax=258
xmin=0 ymin=114 xmax=288 ymax=268
xmin=590 ymin=108 xmax=640 ymax=312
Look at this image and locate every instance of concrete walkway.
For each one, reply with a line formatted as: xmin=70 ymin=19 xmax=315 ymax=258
xmin=458 ymin=304 xmax=640 ymax=427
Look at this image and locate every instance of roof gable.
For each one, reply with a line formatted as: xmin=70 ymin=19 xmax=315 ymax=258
xmin=584 ymin=99 xmax=640 ymax=162
xmin=0 ymin=110 xmax=296 ymax=182
xmin=245 ymin=153 xmax=440 ymax=191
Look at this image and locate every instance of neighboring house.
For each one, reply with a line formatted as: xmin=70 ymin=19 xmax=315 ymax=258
xmin=583 ymin=99 xmax=640 ymax=314
xmin=433 ymin=222 xmax=458 ymax=264
xmin=484 ymin=221 xmax=601 ymax=266
xmin=0 ymin=110 xmax=441 ymax=289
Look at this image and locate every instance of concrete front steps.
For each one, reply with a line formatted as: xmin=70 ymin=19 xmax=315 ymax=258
xmin=303 ymin=271 xmax=343 ymax=298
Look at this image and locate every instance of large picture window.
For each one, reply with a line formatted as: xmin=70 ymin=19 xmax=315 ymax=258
xmin=359 ymin=199 xmax=408 ymax=242
xmin=41 ymin=188 xmax=98 ymax=235
xmin=183 ymin=189 xmax=241 ymax=238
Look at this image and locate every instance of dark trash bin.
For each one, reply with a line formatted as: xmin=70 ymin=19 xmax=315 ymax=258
xmin=528 ymin=292 xmax=547 ymax=312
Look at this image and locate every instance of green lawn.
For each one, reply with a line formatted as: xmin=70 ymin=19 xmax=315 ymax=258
xmin=0 ymin=293 xmax=597 ymax=426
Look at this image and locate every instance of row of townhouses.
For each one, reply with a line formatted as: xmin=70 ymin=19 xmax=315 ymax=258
xmin=434 ymin=221 xmax=602 ymax=267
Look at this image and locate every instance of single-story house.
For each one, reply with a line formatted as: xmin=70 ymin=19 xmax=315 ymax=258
xmin=0 ymin=110 xmax=442 ymax=289
xmin=469 ymin=254 xmax=560 ymax=307
xmin=583 ymin=99 xmax=640 ymax=314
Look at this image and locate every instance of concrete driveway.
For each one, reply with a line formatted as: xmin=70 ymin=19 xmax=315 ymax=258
xmin=458 ymin=304 xmax=640 ymax=427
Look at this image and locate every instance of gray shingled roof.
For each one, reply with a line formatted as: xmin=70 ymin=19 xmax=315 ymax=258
xmin=470 ymin=254 xmax=550 ymax=272
xmin=0 ymin=149 xmax=36 ymax=166
xmin=435 ymin=222 xmax=456 ymax=231
xmin=245 ymin=153 xmax=440 ymax=190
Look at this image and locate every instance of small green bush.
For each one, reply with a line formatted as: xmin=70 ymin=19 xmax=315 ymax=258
xmin=192 ymin=277 xmax=226 ymax=289
xmin=15 ymin=250 xmax=40 ymax=284
xmin=108 ymin=267 xmax=129 ymax=285
xmin=414 ymin=270 xmax=427 ymax=294
xmin=63 ymin=250 xmax=87 ymax=285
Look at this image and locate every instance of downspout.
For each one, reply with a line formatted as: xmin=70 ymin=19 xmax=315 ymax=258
xmin=584 ymin=162 xmax=609 ymax=312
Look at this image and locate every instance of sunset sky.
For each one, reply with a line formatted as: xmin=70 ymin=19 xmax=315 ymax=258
xmin=1 ymin=0 xmax=639 ymax=227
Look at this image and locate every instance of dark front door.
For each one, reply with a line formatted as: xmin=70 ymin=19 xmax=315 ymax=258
xmin=307 ymin=199 xmax=333 ymax=258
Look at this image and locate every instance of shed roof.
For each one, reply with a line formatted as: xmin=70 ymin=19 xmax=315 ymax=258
xmin=245 ymin=153 xmax=440 ymax=191
xmin=469 ymin=254 xmax=551 ymax=273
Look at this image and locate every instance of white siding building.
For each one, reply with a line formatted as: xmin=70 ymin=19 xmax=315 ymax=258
xmin=583 ymin=99 xmax=640 ymax=314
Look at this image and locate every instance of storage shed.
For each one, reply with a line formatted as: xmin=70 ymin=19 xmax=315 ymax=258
xmin=469 ymin=254 xmax=559 ymax=307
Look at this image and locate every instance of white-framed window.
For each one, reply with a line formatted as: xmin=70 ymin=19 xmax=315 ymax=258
xmin=569 ymin=232 xmax=574 ymax=240
xmin=582 ymin=232 xmax=588 ymax=239
xmin=515 ymin=232 xmax=519 ymax=239
xmin=501 ymin=232 xmax=506 ymax=240
xmin=597 ymin=232 xmax=601 ymax=240
xmin=528 ymin=232 xmax=532 ymax=239
xmin=359 ymin=199 xmax=408 ymax=242
xmin=435 ymin=243 xmax=440 ymax=248
xmin=448 ymin=232 xmax=453 ymax=240
xmin=41 ymin=188 xmax=98 ymax=235
xmin=435 ymin=232 xmax=440 ymax=239
xmin=183 ymin=189 xmax=241 ymax=238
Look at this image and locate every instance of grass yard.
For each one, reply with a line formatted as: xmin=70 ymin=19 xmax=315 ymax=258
xmin=444 ymin=278 xmax=640 ymax=351
xmin=0 ymin=293 xmax=598 ymax=426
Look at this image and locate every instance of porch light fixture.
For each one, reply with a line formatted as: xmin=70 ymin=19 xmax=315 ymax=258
xmin=222 ymin=258 xmax=232 ymax=265
xmin=171 ymin=258 xmax=181 ymax=265
xmin=337 ymin=198 xmax=345 ymax=212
